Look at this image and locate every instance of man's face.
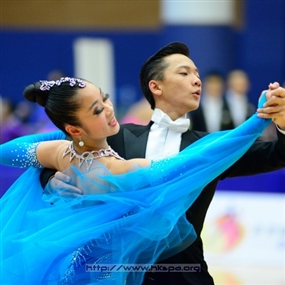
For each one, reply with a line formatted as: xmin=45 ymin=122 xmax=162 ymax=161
xmin=155 ymin=54 xmax=202 ymax=119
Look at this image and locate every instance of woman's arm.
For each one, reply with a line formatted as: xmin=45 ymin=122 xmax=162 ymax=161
xmin=108 ymin=158 xmax=151 ymax=175
xmin=0 ymin=131 xmax=66 ymax=168
xmin=36 ymin=140 xmax=69 ymax=171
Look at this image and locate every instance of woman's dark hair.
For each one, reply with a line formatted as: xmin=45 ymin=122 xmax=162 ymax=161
xmin=140 ymin=42 xmax=190 ymax=110
xmin=23 ymin=77 xmax=86 ymax=134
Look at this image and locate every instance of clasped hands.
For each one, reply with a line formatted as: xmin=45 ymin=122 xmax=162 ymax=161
xmin=257 ymin=82 xmax=285 ymax=130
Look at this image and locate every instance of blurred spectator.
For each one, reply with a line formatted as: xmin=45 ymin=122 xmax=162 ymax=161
xmin=14 ymin=100 xmax=34 ymax=124
xmin=121 ymin=98 xmax=153 ymax=125
xmin=190 ymin=71 xmax=234 ymax=132
xmin=0 ymin=96 xmax=32 ymax=143
xmin=225 ymin=69 xmax=255 ymax=127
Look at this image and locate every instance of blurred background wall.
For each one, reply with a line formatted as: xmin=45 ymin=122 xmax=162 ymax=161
xmin=1 ymin=0 xmax=284 ymax=108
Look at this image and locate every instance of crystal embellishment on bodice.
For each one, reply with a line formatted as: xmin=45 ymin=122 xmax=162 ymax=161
xmin=62 ymin=142 xmax=124 ymax=170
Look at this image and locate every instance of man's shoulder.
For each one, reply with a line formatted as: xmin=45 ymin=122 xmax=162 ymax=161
xmin=107 ymin=123 xmax=149 ymax=143
xmin=187 ymin=129 xmax=208 ymax=140
xmin=119 ymin=123 xmax=150 ymax=131
xmin=117 ymin=123 xmax=151 ymax=137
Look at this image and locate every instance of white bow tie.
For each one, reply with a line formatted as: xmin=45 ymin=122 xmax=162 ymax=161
xmin=153 ymin=114 xmax=190 ymax=133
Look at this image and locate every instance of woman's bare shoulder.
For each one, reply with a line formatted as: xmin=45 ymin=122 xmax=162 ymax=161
xmin=107 ymin=158 xmax=151 ymax=175
xmin=37 ymin=140 xmax=71 ymax=170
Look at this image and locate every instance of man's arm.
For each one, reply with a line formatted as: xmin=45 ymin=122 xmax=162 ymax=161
xmin=222 ymin=83 xmax=285 ymax=178
xmin=40 ymin=168 xmax=57 ymax=189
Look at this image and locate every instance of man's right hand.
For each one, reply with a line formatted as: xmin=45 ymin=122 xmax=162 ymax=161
xmin=43 ymin=171 xmax=83 ymax=204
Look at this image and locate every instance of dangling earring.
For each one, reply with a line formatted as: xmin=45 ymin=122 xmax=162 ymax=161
xmin=79 ymin=138 xmax=84 ymax=147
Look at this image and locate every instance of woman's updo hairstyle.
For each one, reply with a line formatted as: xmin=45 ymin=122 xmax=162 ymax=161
xmin=23 ymin=77 xmax=86 ymax=134
xmin=24 ymin=82 xmax=49 ymax=107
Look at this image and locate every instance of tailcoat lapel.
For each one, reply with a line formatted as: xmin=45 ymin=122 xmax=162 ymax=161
xmin=180 ymin=130 xmax=202 ymax=151
xmin=123 ymin=123 xmax=151 ymax=159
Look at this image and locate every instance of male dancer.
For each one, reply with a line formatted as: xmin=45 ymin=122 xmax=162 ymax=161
xmin=41 ymin=42 xmax=285 ymax=284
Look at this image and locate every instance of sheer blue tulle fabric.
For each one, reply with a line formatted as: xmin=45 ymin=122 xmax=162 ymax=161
xmin=0 ymin=94 xmax=271 ymax=284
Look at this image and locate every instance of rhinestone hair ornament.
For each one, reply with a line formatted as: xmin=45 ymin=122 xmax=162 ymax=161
xmin=39 ymin=77 xmax=86 ymax=91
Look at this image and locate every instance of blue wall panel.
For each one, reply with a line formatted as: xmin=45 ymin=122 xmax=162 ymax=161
xmin=236 ymin=0 xmax=285 ymax=100
xmin=1 ymin=0 xmax=284 ymax=108
xmin=159 ymin=25 xmax=236 ymax=78
xmin=0 ymin=29 xmax=160 ymax=107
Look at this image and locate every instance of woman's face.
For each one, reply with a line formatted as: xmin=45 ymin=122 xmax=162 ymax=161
xmin=74 ymin=82 xmax=119 ymax=143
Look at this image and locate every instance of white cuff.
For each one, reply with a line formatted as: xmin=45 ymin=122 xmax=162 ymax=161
xmin=276 ymin=124 xmax=285 ymax=135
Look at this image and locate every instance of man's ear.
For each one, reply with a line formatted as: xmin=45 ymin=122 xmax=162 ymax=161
xmin=149 ymin=80 xmax=162 ymax=97
xmin=65 ymin=125 xmax=82 ymax=138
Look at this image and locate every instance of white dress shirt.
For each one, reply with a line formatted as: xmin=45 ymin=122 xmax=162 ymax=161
xmin=145 ymin=109 xmax=190 ymax=160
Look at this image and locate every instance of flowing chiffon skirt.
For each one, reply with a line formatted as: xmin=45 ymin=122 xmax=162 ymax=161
xmin=0 ymin=94 xmax=271 ymax=284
